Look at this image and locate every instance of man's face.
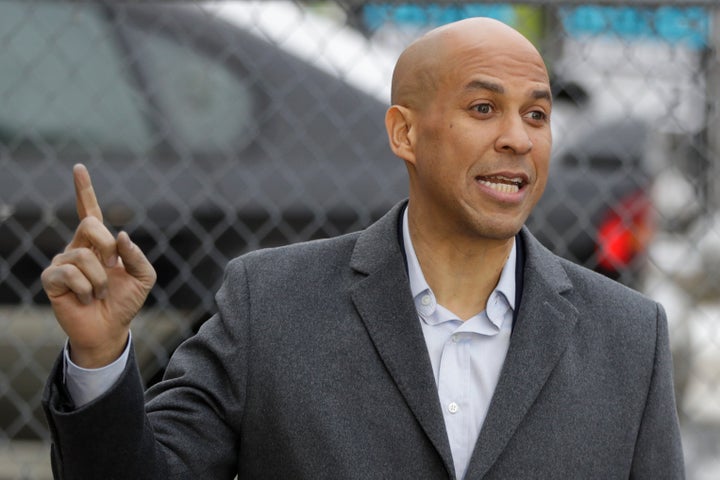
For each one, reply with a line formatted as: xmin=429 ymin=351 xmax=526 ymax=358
xmin=406 ymin=36 xmax=552 ymax=242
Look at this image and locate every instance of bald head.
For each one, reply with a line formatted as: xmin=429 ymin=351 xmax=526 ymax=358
xmin=391 ymin=18 xmax=547 ymax=108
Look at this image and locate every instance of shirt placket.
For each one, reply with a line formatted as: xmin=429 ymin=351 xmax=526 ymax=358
xmin=438 ymin=332 xmax=471 ymax=475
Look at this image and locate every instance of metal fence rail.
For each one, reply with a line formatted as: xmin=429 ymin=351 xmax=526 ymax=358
xmin=1 ymin=1 xmax=719 ymax=478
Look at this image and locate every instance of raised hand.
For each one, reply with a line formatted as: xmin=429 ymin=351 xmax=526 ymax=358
xmin=41 ymin=164 xmax=156 ymax=368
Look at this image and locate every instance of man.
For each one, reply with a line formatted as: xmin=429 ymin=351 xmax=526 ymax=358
xmin=42 ymin=17 xmax=684 ymax=479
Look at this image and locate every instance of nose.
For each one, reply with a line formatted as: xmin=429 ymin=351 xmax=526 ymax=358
xmin=495 ymin=115 xmax=533 ymax=155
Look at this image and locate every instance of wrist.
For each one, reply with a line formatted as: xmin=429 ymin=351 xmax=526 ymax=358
xmin=68 ymin=333 xmax=130 ymax=369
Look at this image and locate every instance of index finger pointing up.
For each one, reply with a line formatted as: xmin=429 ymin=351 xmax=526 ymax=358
xmin=73 ymin=164 xmax=104 ymax=222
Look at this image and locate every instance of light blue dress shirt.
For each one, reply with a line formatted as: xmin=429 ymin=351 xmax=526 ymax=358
xmin=64 ymin=335 xmax=130 ymax=407
xmin=402 ymin=209 xmax=516 ymax=480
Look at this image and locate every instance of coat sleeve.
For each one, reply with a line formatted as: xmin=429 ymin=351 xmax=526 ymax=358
xmin=42 ymin=257 xmax=252 ymax=479
xmin=43 ymin=347 xmax=170 ymax=480
xmin=629 ymin=303 xmax=685 ymax=479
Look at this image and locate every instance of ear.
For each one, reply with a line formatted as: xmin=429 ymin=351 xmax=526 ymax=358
xmin=385 ymin=105 xmax=417 ymax=165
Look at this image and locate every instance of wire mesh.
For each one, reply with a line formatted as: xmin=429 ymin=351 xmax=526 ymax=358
xmin=0 ymin=1 xmax=719 ymax=477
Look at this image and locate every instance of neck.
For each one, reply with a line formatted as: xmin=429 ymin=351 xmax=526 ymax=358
xmin=407 ymin=209 xmax=514 ymax=321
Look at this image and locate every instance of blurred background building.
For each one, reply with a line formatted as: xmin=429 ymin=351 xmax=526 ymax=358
xmin=0 ymin=1 xmax=719 ymax=478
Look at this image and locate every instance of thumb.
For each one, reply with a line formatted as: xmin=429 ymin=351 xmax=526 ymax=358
xmin=117 ymin=231 xmax=157 ymax=288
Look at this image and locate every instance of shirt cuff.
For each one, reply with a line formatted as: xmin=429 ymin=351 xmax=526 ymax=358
xmin=63 ymin=332 xmax=132 ymax=408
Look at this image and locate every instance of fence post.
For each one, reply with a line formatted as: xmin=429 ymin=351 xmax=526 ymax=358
xmin=706 ymin=5 xmax=720 ymax=211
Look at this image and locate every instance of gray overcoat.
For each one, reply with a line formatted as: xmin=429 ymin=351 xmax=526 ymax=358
xmin=43 ymin=201 xmax=684 ymax=479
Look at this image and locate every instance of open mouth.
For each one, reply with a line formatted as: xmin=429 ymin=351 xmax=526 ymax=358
xmin=476 ymin=175 xmax=525 ymax=194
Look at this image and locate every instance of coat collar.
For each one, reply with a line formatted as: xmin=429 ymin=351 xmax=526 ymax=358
xmin=465 ymin=228 xmax=579 ymax=479
xmin=349 ymin=202 xmax=579 ymax=479
xmin=349 ymin=201 xmax=456 ymax=477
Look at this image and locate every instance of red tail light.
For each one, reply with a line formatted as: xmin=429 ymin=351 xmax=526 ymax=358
xmin=596 ymin=190 xmax=655 ymax=273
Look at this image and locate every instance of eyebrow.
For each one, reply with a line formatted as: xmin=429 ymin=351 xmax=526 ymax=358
xmin=465 ymin=80 xmax=504 ymax=94
xmin=464 ymin=80 xmax=553 ymax=104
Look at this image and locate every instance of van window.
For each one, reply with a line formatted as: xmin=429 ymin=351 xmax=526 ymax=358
xmin=0 ymin=3 xmax=152 ymax=152
xmin=124 ymin=21 xmax=255 ymax=154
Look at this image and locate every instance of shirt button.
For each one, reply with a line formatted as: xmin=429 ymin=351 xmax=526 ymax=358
xmin=448 ymin=402 xmax=459 ymax=414
xmin=421 ymin=294 xmax=432 ymax=306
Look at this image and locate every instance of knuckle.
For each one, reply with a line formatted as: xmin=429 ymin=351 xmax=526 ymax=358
xmin=56 ymin=263 xmax=77 ymax=279
xmin=40 ymin=266 xmax=54 ymax=286
xmin=61 ymin=247 xmax=96 ymax=266
xmin=71 ymin=276 xmax=92 ymax=296
xmin=96 ymin=274 xmax=109 ymax=291
xmin=77 ymin=216 xmax=106 ymax=240
xmin=75 ymin=247 xmax=98 ymax=263
xmin=78 ymin=216 xmax=100 ymax=229
xmin=41 ymin=263 xmax=74 ymax=290
xmin=42 ymin=261 xmax=69 ymax=282
xmin=51 ymin=252 xmax=67 ymax=265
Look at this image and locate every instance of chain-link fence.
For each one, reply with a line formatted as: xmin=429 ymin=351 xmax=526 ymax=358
xmin=1 ymin=0 xmax=719 ymax=478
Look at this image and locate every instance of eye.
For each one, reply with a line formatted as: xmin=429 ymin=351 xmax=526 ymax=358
xmin=526 ymin=110 xmax=548 ymax=122
xmin=472 ymin=103 xmax=493 ymax=115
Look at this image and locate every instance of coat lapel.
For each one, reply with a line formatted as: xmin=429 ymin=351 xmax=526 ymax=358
xmin=349 ymin=203 xmax=455 ymax=477
xmin=465 ymin=228 xmax=580 ymax=479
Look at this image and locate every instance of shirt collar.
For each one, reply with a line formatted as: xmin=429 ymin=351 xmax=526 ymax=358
xmin=402 ymin=207 xmax=516 ymax=314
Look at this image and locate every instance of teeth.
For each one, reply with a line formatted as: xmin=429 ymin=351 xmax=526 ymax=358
xmin=478 ymin=176 xmax=522 ymax=193
xmin=479 ymin=181 xmax=519 ymax=193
